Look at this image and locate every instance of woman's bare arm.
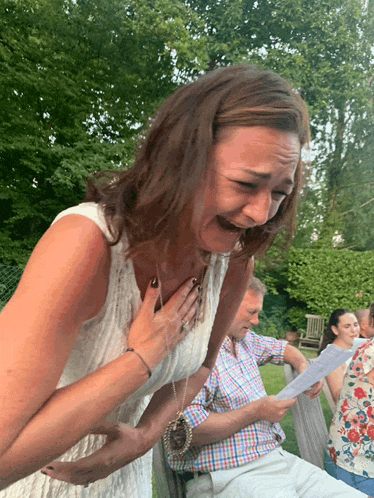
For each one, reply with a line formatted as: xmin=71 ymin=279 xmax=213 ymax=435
xmin=326 ymin=365 xmax=345 ymax=404
xmin=0 ymin=215 xmax=111 ymax=459
xmin=0 ymin=215 xmax=199 ymax=488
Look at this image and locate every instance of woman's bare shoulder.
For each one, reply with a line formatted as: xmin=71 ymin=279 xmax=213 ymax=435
xmin=11 ymin=214 xmax=111 ymax=323
xmin=0 ymin=215 xmax=112 ymax=456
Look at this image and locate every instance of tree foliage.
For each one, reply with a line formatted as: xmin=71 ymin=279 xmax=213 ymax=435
xmin=256 ymin=0 xmax=374 ymax=250
xmin=1 ymin=0 xmax=373 ymax=267
xmin=0 ymin=0 xmax=206 ymax=265
xmin=189 ymin=0 xmax=374 ymax=251
xmin=284 ymin=248 xmax=374 ymax=328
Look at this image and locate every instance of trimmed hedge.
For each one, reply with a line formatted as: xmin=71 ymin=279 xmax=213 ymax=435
xmin=284 ymin=248 xmax=374 ymax=328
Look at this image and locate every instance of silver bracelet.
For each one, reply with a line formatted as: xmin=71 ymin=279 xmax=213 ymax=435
xmin=125 ymin=348 xmax=152 ymax=378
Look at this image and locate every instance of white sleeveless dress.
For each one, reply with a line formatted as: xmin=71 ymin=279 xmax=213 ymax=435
xmin=1 ymin=203 xmax=229 ymax=498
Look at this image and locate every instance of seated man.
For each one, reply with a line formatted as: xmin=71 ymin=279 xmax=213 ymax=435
xmin=167 ymin=277 xmax=370 ymax=498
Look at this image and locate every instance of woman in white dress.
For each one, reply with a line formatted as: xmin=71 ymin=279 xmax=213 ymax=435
xmin=0 ymin=65 xmax=309 ymax=497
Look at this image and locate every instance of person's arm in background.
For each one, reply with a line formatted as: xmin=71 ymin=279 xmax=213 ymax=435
xmin=190 ymin=335 xmax=310 ymax=446
xmin=283 ymin=344 xmax=309 ymax=373
xmin=356 ymin=345 xmax=374 ymax=497
xmin=190 ymin=331 xmax=297 ymax=447
xmin=367 ymin=368 xmax=374 ymax=384
xmin=325 ymin=366 xmax=345 ymax=404
xmin=189 ymin=386 xmax=296 ymax=447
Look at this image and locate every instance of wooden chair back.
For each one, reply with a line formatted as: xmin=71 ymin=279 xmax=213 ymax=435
xmin=299 ymin=315 xmax=325 ymax=350
xmin=305 ymin=315 xmax=325 ymax=339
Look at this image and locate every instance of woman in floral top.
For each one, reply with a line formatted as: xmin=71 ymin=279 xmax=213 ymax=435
xmin=325 ymin=303 xmax=374 ymax=495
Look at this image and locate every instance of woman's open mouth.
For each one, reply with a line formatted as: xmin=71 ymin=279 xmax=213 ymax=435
xmin=216 ymin=215 xmax=247 ymax=233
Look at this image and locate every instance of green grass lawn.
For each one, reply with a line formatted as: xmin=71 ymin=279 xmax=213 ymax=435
xmin=152 ymin=348 xmax=334 ymax=497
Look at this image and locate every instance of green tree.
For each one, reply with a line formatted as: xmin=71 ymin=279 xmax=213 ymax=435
xmin=284 ymin=248 xmax=374 ymax=328
xmin=250 ymin=0 xmax=374 ymax=250
xmin=2 ymin=0 xmax=373 ymax=267
xmin=189 ymin=0 xmax=374 ymax=250
xmin=0 ymin=0 xmax=206 ymax=266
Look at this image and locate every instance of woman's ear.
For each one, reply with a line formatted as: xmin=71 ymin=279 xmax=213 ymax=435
xmin=331 ymin=325 xmax=339 ymax=337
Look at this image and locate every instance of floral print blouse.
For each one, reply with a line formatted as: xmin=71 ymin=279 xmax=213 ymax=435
xmin=327 ymin=338 xmax=374 ymax=478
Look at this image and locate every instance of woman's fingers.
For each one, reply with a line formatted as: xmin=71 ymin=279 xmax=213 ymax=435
xmin=41 ymin=460 xmax=87 ymax=485
xmin=141 ymin=277 xmax=161 ymax=316
xmin=40 ymin=423 xmax=142 ymax=485
xmin=142 ymin=276 xmax=198 ymax=319
xmin=163 ymin=278 xmax=198 ymax=313
xmin=162 ymin=279 xmax=200 ymax=325
xmin=180 ymin=296 xmax=200 ymax=327
xmin=164 ymin=281 xmax=200 ymax=328
xmin=40 ymin=436 xmax=115 ymax=484
xmin=127 ymin=277 xmax=201 ymax=368
xmin=178 ymin=284 xmax=201 ymax=314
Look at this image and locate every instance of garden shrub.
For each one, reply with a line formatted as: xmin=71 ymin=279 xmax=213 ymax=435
xmin=284 ymin=248 xmax=374 ymax=329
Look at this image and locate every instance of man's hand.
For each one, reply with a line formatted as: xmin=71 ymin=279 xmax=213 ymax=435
xmin=256 ymin=396 xmax=296 ymax=424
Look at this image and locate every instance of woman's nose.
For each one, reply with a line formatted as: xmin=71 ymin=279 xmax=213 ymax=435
xmin=242 ymin=191 xmax=272 ymax=226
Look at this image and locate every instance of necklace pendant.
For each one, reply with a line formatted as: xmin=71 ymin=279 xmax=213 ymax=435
xmin=163 ymin=412 xmax=192 ymax=456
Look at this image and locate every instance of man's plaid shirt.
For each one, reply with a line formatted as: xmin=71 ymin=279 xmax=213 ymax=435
xmin=168 ymin=331 xmax=288 ymax=473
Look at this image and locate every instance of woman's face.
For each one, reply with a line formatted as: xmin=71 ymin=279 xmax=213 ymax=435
xmin=193 ymin=126 xmax=300 ymax=253
xmin=332 ymin=313 xmax=360 ymax=348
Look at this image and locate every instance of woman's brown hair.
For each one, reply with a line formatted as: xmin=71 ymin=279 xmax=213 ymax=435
xmin=84 ymin=64 xmax=310 ymax=259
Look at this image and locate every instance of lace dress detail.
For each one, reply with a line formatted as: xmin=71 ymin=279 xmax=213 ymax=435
xmin=1 ymin=202 xmax=229 ymax=498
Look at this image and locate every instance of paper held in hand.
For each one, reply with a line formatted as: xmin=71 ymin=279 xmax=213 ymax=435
xmin=276 ymin=344 xmax=353 ymax=400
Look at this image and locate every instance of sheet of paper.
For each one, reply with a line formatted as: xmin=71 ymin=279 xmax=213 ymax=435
xmin=276 ymin=344 xmax=353 ymax=400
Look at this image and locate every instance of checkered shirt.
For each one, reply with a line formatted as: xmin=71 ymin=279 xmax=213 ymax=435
xmin=168 ymin=331 xmax=288 ymax=473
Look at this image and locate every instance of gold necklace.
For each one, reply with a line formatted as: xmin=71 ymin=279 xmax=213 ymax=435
xmin=157 ymin=263 xmax=208 ymax=456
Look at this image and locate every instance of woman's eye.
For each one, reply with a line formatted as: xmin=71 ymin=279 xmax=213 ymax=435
xmin=236 ymin=182 xmax=290 ymax=199
xmin=237 ymin=182 xmax=256 ymax=189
